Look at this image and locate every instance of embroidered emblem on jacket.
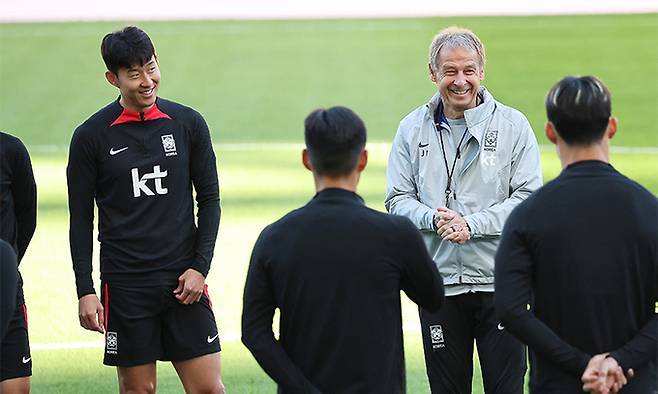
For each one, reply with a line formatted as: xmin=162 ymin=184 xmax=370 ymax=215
xmin=484 ymin=130 xmax=498 ymax=151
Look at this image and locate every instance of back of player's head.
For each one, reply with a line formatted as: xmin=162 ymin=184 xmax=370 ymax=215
xmin=101 ymin=26 xmax=156 ymax=75
xmin=304 ymin=106 xmax=366 ymax=177
xmin=546 ymin=76 xmax=612 ymax=146
xmin=429 ymin=26 xmax=486 ymax=72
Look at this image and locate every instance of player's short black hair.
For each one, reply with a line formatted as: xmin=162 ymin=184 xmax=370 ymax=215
xmin=101 ymin=26 xmax=156 ymax=75
xmin=304 ymin=106 xmax=367 ymax=177
xmin=545 ymin=75 xmax=612 ymax=146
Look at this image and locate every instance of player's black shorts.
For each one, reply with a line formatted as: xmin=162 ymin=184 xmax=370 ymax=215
xmin=101 ymin=282 xmax=221 ymax=367
xmin=0 ymin=303 xmax=31 ymax=381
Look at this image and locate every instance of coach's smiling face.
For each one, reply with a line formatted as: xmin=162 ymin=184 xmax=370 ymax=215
xmin=105 ymin=55 xmax=160 ymax=113
xmin=430 ymin=46 xmax=484 ymax=119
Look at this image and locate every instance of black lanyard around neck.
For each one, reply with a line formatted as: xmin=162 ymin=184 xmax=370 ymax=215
xmin=434 ymin=93 xmax=482 ymax=206
xmin=438 ymin=126 xmax=469 ymax=206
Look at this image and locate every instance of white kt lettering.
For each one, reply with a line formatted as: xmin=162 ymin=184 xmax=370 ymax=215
xmin=131 ymin=165 xmax=168 ymax=197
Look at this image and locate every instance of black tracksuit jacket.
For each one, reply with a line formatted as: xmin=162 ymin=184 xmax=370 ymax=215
xmin=0 ymin=131 xmax=37 ymax=305
xmin=242 ymin=188 xmax=445 ymax=393
xmin=67 ymin=97 xmax=220 ymax=298
xmin=495 ymin=161 xmax=657 ymax=393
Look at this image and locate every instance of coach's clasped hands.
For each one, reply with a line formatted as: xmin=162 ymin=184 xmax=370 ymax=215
xmin=434 ymin=207 xmax=470 ymax=244
xmin=174 ymin=268 xmax=205 ymax=304
xmin=581 ymin=354 xmax=634 ymax=394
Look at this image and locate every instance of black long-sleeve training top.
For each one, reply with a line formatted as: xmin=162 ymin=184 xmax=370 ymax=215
xmin=242 ymin=188 xmax=445 ymax=393
xmin=67 ymin=97 xmax=220 ymax=298
xmin=495 ymin=160 xmax=657 ymax=393
xmin=0 ymin=131 xmax=37 ymax=305
xmin=0 ymin=240 xmax=18 ymax=342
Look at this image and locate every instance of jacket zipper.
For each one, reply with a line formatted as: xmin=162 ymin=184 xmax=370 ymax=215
xmin=140 ymin=112 xmax=148 ymax=157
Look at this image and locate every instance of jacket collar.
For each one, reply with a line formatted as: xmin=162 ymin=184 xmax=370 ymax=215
xmin=565 ymin=160 xmax=614 ymax=171
xmin=110 ymin=97 xmax=172 ymax=127
xmin=426 ymin=86 xmax=496 ymax=146
xmin=310 ymin=188 xmax=365 ymax=206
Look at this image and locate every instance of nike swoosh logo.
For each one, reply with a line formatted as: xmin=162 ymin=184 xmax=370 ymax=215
xmin=419 ymin=142 xmax=429 ymax=148
xmin=497 ymin=323 xmax=505 ymax=331
xmin=22 ymin=356 xmax=31 ymax=364
xmin=109 ymin=146 xmax=129 ymax=156
xmin=207 ymin=334 xmax=219 ymax=343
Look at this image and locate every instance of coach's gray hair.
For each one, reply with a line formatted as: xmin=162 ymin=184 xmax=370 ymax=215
xmin=428 ymin=27 xmax=486 ymax=72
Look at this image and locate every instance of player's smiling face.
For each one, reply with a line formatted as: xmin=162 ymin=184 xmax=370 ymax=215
xmin=431 ymin=46 xmax=484 ymax=118
xmin=107 ymin=56 xmax=160 ymax=113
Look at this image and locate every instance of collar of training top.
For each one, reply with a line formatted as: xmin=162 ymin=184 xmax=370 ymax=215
xmin=110 ymin=98 xmax=172 ymax=127
xmin=312 ymin=187 xmax=365 ymax=205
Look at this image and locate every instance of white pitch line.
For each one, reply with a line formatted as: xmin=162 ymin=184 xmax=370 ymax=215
xmin=32 ymin=326 xmax=424 ymax=351
xmin=32 ymin=332 xmax=241 ymax=351
xmin=32 ymin=341 xmax=105 ymax=351
xmin=28 ymin=143 xmax=658 ymax=155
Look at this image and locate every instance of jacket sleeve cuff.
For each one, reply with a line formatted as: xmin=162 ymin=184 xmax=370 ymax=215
xmin=425 ymin=210 xmax=437 ymax=232
xmin=76 ymin=276 xmax=96 ymax=299
xmin=190 ymin=256 xmax=210 ymax=277
xmin=608 ymin=351 xmax=628 ymax=372
xmin=574 ymin=353 xmax=592 ymax=377
xmin=463 ymin=215 xmax=478 ymax=237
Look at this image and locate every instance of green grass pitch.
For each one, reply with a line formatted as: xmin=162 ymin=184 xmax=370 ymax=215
xmin=1 ymin=13 xmax=657 ymax=393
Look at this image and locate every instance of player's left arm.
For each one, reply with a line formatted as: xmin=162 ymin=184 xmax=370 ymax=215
xmin=494 ymin=207 xmax=592 ymax=377
xmin=178 ymin=111 xmax=220 ymax=303
xmin=11 ymin=138 xmax=37 ymax=263
xmin=397 ymin=218 xmax=445 ymax=312
xmin=462 ymin=117 xmax=543 ymax=239
xmin=607 ymin=306 xmax=657 ymax=373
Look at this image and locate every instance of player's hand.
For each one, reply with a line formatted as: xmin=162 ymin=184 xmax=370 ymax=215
xmin=78 ymin=294 xmax=105 ymax=334
xmin=435 ymin=207 xmax=470 ymax=244
xmin=582 ymin=354 xmax=632 ymax=394
xmin=174 ymin=268 xmax=205 ymax=305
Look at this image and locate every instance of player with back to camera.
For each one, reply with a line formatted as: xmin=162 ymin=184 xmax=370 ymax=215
xmin=495 ymin=75 xmax=656 ymax=394
xmin=242 ymin=106 xmax=445 ymax=393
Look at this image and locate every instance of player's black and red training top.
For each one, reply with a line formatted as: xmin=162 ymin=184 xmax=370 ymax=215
xmin=67 ymin=97 xmax=220 ymax=299
xmin=0 ymin=132 xmax=37 ymax=305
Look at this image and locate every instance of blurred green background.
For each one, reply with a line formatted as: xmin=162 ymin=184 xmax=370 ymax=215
xmin=1 ymin=14 xmax=657 ymax=392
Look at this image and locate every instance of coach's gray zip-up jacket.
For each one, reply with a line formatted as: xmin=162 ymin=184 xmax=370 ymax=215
xmin=385 ymin=87 xmax=542 ymax=287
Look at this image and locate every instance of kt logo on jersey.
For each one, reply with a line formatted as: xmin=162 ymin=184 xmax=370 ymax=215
xmin=131 ymin=165 xmax=168 ymax=197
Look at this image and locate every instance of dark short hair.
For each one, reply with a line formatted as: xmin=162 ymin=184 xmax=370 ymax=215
xmin=304 ymin=106 xmax=367 ymax=177
xmin=101 ymin=26 xmax=156 ymax=75
xmin=545 ymin=76 xmax=612 ymax=146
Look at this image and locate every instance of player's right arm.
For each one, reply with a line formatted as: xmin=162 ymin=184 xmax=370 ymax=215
xmin=10 ymin=136 xmax=37 ymax=263
xmin=67 ymin=126 xmax=104 ymax=333
xmin=494 ymin=206 xmax=591 ymax=377
xmin=241 ymin=227 xmax=320 ymax=393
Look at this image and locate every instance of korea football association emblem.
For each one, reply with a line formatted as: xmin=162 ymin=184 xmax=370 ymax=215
xmin=483 ymin=129 xmax=498 ymax=151
xmin=429 ymin=324 xmax=445 ymax=350
xmin=161 ymin=134 xmax=178 ymax=157
xmin=106 ymin=331 xmax=118 ymax=354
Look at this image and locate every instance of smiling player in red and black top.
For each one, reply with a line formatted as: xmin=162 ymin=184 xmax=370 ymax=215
xmin=67 ymin=26 xmax=225 ymax=393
